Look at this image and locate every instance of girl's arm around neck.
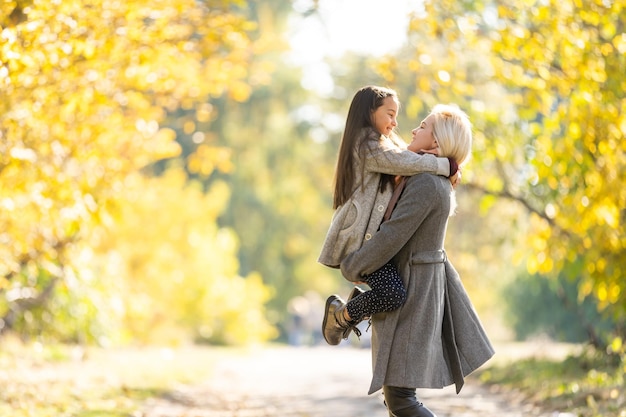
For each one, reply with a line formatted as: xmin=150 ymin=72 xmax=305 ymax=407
xmin=363 ymin=137 xmax=450 ymax=177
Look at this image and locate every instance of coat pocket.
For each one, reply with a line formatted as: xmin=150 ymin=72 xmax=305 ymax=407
xmin=337 ymin=198 xmax=361 ymax=235
xmin=332 ymin=199 xmax=365 ymax=264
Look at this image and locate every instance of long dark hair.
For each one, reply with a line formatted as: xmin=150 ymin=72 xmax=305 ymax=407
xmin=332 ymin=85 xmax=398 ymax=209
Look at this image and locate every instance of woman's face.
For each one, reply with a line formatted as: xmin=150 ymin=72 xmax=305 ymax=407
xmin=370 ymin=96 xmax=398 ymax=136
xmin=408 ymin=115 xmax=438 ymax=153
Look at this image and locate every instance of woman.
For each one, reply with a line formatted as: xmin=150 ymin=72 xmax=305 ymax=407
xmin=340 ymin=104 xmax=494 ymax=417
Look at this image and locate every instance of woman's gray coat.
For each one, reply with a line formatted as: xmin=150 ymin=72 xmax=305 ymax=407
xmin=318 ymin=128 xmax=449 ymax=269
xmin=341 ymin=173 xmax=494 ymax=395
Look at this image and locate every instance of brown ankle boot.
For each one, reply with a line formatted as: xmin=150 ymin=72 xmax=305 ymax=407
xmin=322 ymin=295 xmax=350 ymax=345
xmin=343 ymin=286 xmax=367 ymax=338
xmin=347 ymin=285 xmax=365 ymax=301
xmin=338 ymin=303 xmax=362 ymax=340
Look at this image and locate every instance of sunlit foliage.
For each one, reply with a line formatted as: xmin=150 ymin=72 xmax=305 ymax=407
xmin=398 ymin=0 xmax=625 ymax=349
xmin=0 ymin=0 xmax=275 ymax=344
xmin=89 ymin=169 xmax=277 ymax=345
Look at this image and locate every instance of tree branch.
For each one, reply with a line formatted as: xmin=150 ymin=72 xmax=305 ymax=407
xmin=464 ymin=182 xmax=560 ymax=231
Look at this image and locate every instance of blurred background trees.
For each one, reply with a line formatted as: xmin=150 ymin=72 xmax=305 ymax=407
xmin=0 ymin=0 xmax=277 ymax=345
xmin=399 ymin=0 xmax=626 ymax=352
xmin=1 ymin=0 xmax=624 ymax=354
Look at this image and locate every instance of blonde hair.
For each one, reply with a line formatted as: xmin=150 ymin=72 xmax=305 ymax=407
xmin=429 ymin=104 xmax=473 ymax=216
xmin=430 ymin=104 xmax=473 ymax=167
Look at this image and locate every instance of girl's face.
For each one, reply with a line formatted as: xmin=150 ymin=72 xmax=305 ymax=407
xmin=408 ymin=115 xmax=438 ymax=153
xmin=371 ymin=96 xmax=398 ymax=136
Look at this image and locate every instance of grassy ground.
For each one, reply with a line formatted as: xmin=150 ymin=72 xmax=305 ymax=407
xmin=477 ymin=346 xmax=626 ymax=417
xmin=1 ymin=337 xmax=624 ymax=417
xmin=0 ymin=336 xmax=238 ymax=417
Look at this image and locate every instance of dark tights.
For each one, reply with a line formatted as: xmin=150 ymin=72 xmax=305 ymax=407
xmin=345 ymin=261 xmax=406 ymax=322
xmin=383 ymin=386 xmax=437 ymax=417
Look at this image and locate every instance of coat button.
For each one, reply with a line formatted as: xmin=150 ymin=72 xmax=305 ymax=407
xmin=365 ymin=233 xmax=372 ymax=240
xmin=377 ymin=205 xmax=385 ymax=212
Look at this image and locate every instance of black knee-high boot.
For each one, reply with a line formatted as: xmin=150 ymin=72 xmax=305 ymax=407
xmin=383 ymin=386 xmax=437 ymax=417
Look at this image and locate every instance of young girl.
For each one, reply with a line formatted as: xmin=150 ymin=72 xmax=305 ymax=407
xmin=319 ymin=86 xmax=458 ymax=345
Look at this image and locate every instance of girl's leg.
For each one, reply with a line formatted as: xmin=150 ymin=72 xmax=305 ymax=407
xmin=346 ymin=261 xmax=406 ymax=322
xmin=383 ymin=386 xmax=437 ymax=417
xmin=322 ymin=261 xmax=405 ymax=345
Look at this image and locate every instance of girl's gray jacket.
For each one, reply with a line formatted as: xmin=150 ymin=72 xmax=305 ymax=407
xmin=317 ymin=128 xmax=449 ymax=270
xmin=341 ymin=173 xmax=495 ymax=395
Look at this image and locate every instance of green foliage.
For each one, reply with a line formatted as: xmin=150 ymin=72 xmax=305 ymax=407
xmin=503 ymin=270 xmax=615 ymax=343
xmin=479 ymin=349 xmax=626 ymax=416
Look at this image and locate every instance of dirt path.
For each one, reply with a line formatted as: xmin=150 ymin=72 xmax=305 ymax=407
xmin=141 ymin=342 xmax=575 ymax=417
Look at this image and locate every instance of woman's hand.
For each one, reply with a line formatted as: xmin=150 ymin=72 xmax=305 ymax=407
xmin=449 ymin=169 xmax=462 ymax=189
xmin=419 ymin=147 xmax=440 ymax=156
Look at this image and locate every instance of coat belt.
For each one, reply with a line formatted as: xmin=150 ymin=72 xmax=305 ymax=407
xmin=410 ymin=250 xmax=447 ymax=264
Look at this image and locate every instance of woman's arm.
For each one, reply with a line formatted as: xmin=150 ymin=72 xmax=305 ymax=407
xmin=340 ymin=174 xmax=442 ymax=281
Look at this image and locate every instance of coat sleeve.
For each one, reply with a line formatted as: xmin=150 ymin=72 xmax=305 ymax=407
xmin=340 ymin=174 xmax=442 ymax=281
xmin=364 ymin=137 xmax=450 ymax=177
